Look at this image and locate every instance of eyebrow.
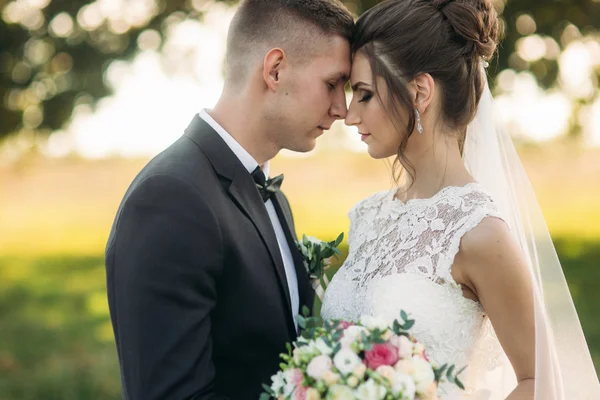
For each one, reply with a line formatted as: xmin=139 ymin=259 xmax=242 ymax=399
xmin=333 ymin=72 xmax=349 ymax=83
xmin=351 ymin=81 xmax=371 ymax=91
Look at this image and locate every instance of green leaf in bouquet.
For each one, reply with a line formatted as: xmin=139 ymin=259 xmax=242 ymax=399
xmin=446 ymin=365 xmax=455 ymax=380
xmin=335 ymin=232 xmax=344 ymax=246
xmin=259 ymin=393 xmax=271 ymax=400
xmin=392 ymin=320 xmax=402 ymax=335
xmin=434 ymin=364 xmax=448 ymax=382
xmin=302 ymin=234 xmax=309 ymax=246
xmin=400 ymin=310 xmax=409 ymax=322
xmin=455 ymin=377 xmax=465 ymax=390
xmin=361 ymin=331 xmax=370 ymax=343
xmin=332 ymin=329 xmax=344 ymax=342
xmin=402 ymin=320 xmax=415 ymax=330
xmin=333 ymin=342 xmax=341 ymax=354
xmin=302 ymin=305 xmax=311 ymax=317
xmin=261 ymin=383 xmax=275 ymax=396
xmin=323 ymin=320 xmax=334 ymax=331
xmin=297 ymin=314 xmax=307 ymax=330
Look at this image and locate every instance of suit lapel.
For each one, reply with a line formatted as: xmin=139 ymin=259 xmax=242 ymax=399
xmin=184 ymin=115 xmax=296 ymax=336
xmin=273 ymin=192 xmax=314 ymax=314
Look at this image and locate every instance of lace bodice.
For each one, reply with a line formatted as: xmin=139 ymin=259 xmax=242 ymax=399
xmin=321 ymin=183 xmax=505 ymax=397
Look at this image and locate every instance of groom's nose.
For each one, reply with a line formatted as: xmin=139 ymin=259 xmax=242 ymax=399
xmin=329 ymin=88 xmax=348 ymax=120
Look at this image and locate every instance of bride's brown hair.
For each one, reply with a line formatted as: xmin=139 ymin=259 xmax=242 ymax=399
xmin=351 ymin=0 xmax=502 ymax=184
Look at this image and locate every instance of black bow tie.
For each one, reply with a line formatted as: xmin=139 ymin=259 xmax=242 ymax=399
xmin=251 ymin=167 xmax=284 ymax=202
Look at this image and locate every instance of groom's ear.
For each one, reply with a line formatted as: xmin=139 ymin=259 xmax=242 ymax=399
xmin=263 ymin=48 xmax=286 ymax=91
xmin=412 ymin=73 xmax=435 ymax=113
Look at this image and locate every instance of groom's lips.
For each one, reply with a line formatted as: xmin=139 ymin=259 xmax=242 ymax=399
xmin=360 ymin=132 xmax=371 ymax=141
xmin=318 ymin=125 xmax=331 ymax=130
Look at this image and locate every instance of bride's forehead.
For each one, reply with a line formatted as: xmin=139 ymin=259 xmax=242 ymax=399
xmin=350 ymin=54 xmax=373 ymax=80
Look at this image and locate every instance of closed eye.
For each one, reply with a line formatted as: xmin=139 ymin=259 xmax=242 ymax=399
xmin=358 ymin=92 xmax=373 ymax=103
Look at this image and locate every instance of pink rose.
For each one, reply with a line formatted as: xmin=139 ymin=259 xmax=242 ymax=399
xmin=287 ymin=368 xmax=304 ymax=386
xmin=364 ymin=343 xmax=399 ymax=370
xmin=390 ymin=335 xmax=414 ymax=359
xmin=286 ymin=369 xmax=307 ymax=400
xmin=293 ymin=385 xmax=308 ymax=400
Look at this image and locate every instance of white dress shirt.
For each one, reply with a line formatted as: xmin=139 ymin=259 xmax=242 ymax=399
xmin=199 ymin=109 xmax=300 ymax=329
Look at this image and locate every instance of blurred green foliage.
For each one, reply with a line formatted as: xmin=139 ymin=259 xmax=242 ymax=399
xmin=1 ymin=0 xmax=600 ymax=140
xmin=0 ymin=239 xmax=598 ymax=398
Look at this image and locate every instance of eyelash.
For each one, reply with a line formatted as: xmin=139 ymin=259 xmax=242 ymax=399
xmin=358 ymin=92 xmax=373 ymax=103
xmin=327 ymin=82 xmax=336 ymax=90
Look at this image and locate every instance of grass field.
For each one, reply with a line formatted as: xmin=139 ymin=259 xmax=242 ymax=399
xmin=0 ymin=145 xmax=598 ymax=398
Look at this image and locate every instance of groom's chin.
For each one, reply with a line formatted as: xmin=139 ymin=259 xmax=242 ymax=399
xmin=288 ymin=139 xmax=318 ymax=153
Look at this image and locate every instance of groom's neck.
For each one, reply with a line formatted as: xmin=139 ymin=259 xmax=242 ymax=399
xmin=210 ymin=95 xmax=279 ymax=166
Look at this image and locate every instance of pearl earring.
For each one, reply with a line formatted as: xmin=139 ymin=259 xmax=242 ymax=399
xmin=415 ymin=108 xmax=423 ymax=134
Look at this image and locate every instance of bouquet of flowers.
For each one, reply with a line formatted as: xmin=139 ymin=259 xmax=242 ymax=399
xmin=296 ymin=233 xmax=344 ymax=300
xmin=261 ymin=311 xmax=464 ymax=400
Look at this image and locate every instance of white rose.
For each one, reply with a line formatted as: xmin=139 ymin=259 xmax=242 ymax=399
xmin=356 ymin=379 xmax=387 ymax=400
xmin=339 ymin=334 xmax=355 ymax=350
xmin=352 ymin=363 xmax=367 ymax=379
xmin=333 ymin=348 xmax=362 ymax=376
xmin=360 ymin=315 xmax=388 ymax=331
xmin=390 ymin=335 xmax=414 ymax=359
xmin=306 ymin=387 xmax=321 ymax=400
xmin=412 ymin=356 xmax=435 ymax=394
xmin=327 ymin=384 xmax=354 ymax=400
xmin=395 ymin=359 xmax=415 ymax=375
xmin=391 ymin=372 xmax=417 ymax=400
xmin=375 ymin=365 xmax=396 ymax=382
xmin=315 ymin=338 xmax=334 ymax=355
xmin=343 ymin=325 xmax=369 ymax=343
xmin=307 ymin=355 xmax=333 ymax=380
xmin=323 ymin=370 xmax=340 ymax=386
xmin=347 ymin=376 xmax=359 ymax=388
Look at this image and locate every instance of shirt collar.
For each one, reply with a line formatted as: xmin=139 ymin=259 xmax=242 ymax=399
xmin=199 ymin=109 xmax=270 ymax=176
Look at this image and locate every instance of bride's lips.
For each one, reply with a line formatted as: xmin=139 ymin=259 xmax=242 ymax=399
xmin=360 ymin=132 xmax=371 ymax=141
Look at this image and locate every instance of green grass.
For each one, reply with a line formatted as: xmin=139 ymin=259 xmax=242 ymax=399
xmin=0 ymin=256 xmax=120 ymax=400
xmin=1 ymin=238 xmax=598 ymax=399
xmin=0 ymin=151 xmax=598 ymax=397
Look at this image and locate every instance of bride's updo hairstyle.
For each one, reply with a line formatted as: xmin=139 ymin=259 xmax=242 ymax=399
xmin=352 ymin=0 xmax=501 ymax=181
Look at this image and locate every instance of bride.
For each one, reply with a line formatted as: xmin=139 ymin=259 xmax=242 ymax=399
xmin=320 ymin=0 xmax=599 ymax=398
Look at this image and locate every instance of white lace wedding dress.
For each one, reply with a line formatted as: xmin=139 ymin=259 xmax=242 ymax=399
xmin=321 ymin=183 xmax=506 ymax=398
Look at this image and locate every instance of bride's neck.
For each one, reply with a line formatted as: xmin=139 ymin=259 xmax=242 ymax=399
xmin=396 ymin=133 xmax=473 ymax=201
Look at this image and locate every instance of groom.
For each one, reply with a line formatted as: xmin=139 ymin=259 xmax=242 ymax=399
xmin=105 ymin=1 xmax=353 ymax=399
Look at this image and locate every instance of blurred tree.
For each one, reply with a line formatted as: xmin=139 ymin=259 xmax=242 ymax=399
xmin=0 ymin=0 xmax=599 ymax=141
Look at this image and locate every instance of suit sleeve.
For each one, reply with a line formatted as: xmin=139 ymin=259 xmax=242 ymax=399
xmin=106 ymin=174 xmax=227 ymax=400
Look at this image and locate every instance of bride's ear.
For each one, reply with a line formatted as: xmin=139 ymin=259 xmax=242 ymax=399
xmin=412 ymin=73 xmax=435 ymax=114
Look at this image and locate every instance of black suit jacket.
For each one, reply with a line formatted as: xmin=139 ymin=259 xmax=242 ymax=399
xmin=105 ymin=115 xmax=314 ymax=400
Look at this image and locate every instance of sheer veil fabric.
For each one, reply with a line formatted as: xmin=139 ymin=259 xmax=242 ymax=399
xmin=462 ymin=69 xmax=600 ymax=399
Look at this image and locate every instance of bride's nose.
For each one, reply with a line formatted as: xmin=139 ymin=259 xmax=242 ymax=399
xmin=345 ymin=102 xmax=361 ymax=126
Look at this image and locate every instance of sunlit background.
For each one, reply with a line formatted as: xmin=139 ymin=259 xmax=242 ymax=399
xmin=0 ymin=0 xmax=599 ymax=398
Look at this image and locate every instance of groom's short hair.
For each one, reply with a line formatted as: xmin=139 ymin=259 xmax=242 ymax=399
xmin=225 ymin=0 xmax=354 ymax=87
